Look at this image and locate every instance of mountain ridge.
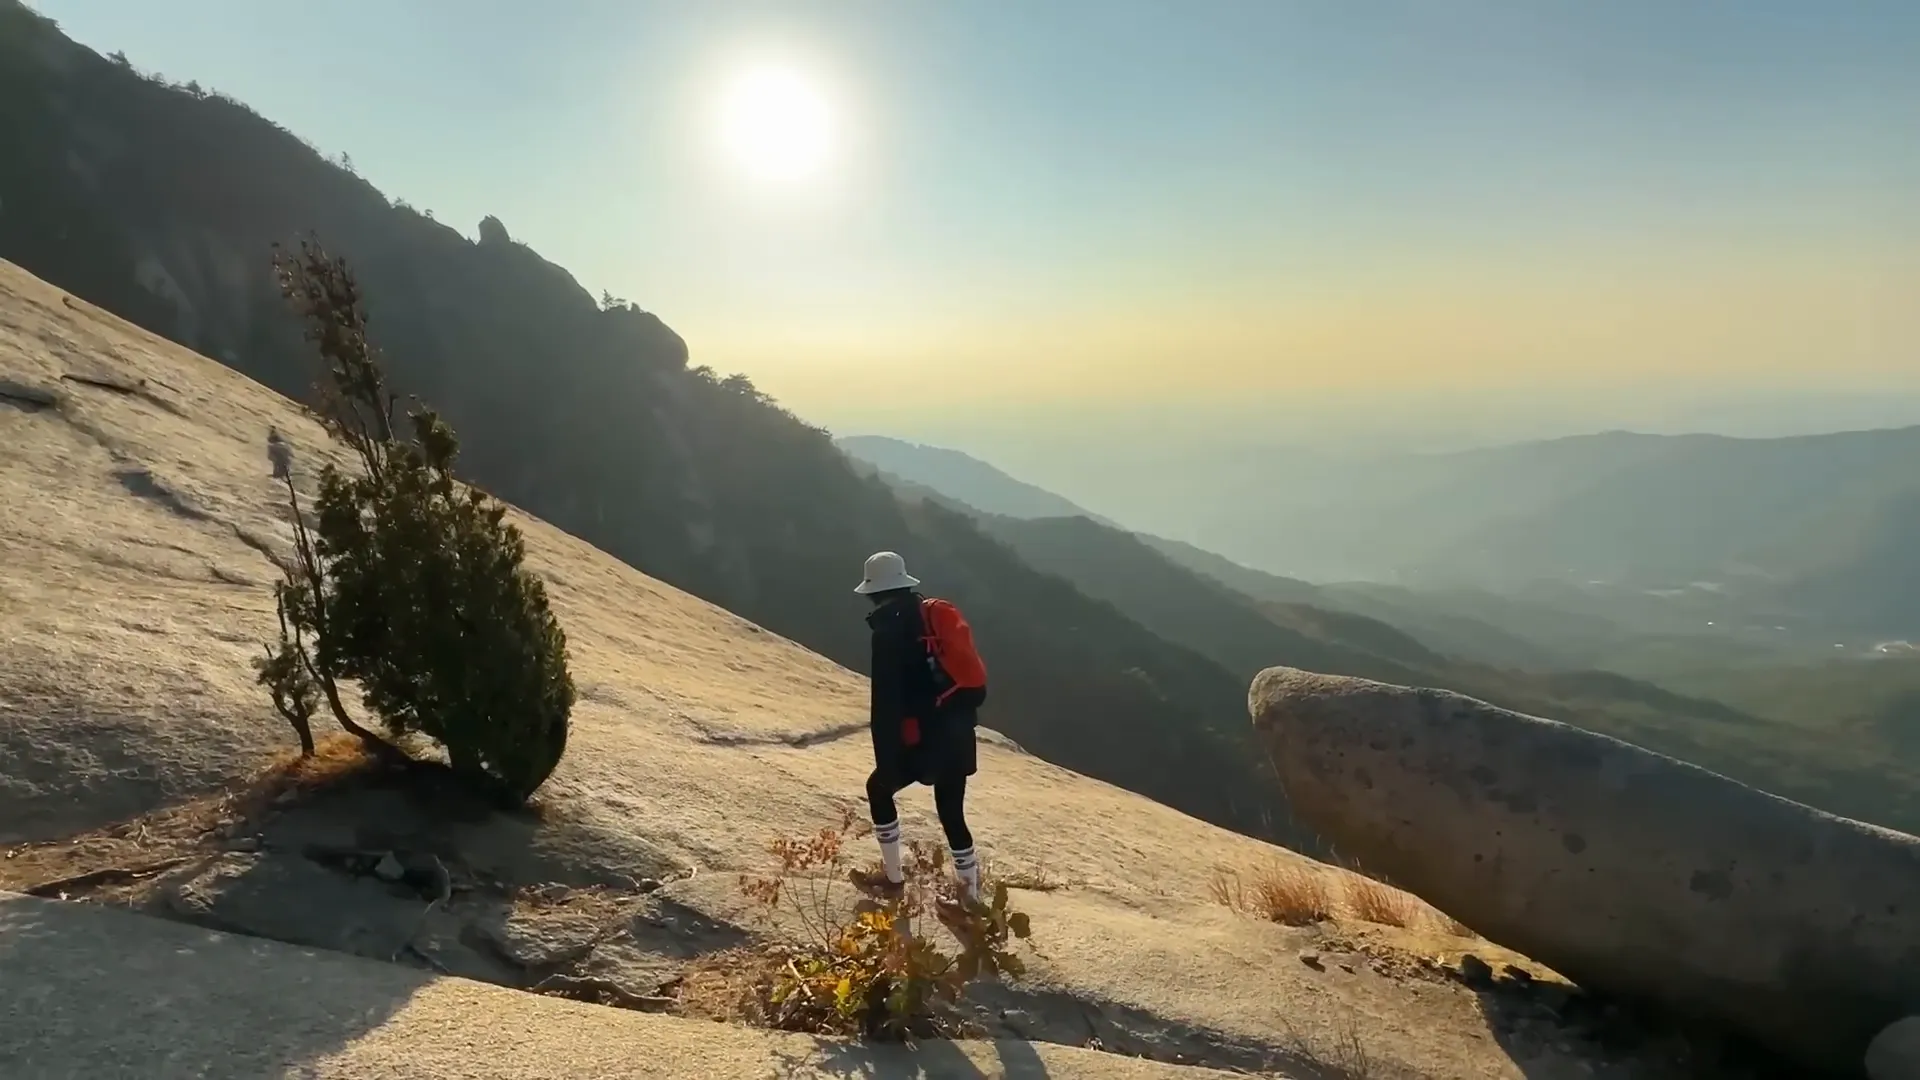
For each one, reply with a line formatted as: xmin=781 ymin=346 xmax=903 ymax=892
xmin=1101 ymin=424 xmax=1920 ymax=626
xmin=835 ymin=434 xmax=1117 ymax=525
xmin=0 ymin=2 xmax=1289 ymax=845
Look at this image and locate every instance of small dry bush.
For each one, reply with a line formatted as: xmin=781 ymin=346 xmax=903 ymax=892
xmin=692 ymin=807 xmax=1034 ymax=1041
xmin=1209 ymin=860 xmax=1337 ymax=926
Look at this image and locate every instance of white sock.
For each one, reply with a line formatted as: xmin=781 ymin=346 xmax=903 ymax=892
xmin=951 ymin=845 xmax=980 ymax=900
xmin=875 ymin=819 xmax=904 ymax=883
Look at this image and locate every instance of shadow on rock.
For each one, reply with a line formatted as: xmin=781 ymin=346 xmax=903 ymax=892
xmin=966 ymin=980 xmax=1390 ymax=1079
xmin=1462 ymin=961 xmax=1800 ymax=1080
xmin=766 ymin=1036 xmax=1044 ymax=1079
xmin=0 ymin=891 xmax=427 ymax=1077
xmin=140 ymin=759 xmax=718 ymax=1006
xmin=247 ymin=759 xmax=687 ymax=892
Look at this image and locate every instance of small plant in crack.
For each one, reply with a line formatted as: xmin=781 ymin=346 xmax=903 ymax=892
xmin=688 ymin=806 xmax=1034 ymax=1041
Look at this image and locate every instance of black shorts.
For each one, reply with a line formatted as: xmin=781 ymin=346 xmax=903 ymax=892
xmin=874 ymin=709 xmax=978 ymax=786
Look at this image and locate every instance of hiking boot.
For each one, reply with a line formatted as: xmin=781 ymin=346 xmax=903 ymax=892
xmin=848 ymin=867 xmax=905 ymax=901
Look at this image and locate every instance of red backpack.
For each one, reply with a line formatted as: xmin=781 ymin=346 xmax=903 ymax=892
xmin=919 ymin=597 xmax=988 ymax=709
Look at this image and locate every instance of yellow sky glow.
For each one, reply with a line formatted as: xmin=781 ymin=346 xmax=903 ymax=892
xmin=700 ymin=239 xmax=1915 ymax=415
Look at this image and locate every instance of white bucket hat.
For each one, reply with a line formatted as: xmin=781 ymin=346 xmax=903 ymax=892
xmin=854 ymin=550 xmax=920 ymax=595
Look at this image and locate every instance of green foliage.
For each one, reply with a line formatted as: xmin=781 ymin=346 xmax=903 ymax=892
xmin=255 ymin=596 xmax=320 ymax=756
xmin=734 ymin=811 xmax=1033 ymax=1041
xmin=252 ymin=239 xmax=574 ymax=804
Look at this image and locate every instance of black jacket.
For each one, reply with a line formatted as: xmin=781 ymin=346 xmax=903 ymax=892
xmin=866 ymin=592 xmax=976 ymax=783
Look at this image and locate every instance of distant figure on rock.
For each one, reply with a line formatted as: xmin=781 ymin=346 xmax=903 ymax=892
xmin=847 ymin=551 xmax=990 ymax=911
xmin=265 ymin=426 xmax=292 ymax=480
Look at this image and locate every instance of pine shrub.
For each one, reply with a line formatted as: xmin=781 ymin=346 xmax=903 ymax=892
xmin=254 ymin=238 xmax=573 ymax=804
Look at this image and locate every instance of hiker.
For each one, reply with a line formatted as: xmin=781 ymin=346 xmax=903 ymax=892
xmin=849 ymin=550 xmax=989 ymax=907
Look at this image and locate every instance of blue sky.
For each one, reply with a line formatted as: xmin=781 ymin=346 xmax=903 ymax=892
xmin=30 ymin=1 xmax=1920 ymax=443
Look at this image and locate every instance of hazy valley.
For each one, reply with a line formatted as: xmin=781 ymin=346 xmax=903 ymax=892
xmin=839 ymin=434 xmax=1920 ymax=835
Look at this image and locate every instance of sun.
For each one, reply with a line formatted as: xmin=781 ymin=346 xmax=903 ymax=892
xmin=715 ymin=64 xmax=837 ymax=185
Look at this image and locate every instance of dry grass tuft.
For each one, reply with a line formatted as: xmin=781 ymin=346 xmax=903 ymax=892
xmin=1335 ymin=866 xmax=1478 ymax=939
xmin=673 ymin=948 xmax=777 ymax=1028
xmin=226 ymin=731 xmax=561 ymax=826
xmin=1208 ymin=858 xmax=1477 ymax=940
xmin=982 ymin=854 xmax=1067 ymax=894
xmin=1342 ymin=873 xmax=1428 ymax=930
xmin=1209 ymin=860 xmax=1337 ymax=926
xmin=231 ymin=732 xmax=380 ymax=815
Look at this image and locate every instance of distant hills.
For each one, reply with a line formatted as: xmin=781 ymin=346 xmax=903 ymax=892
xmin=837 ymin=435 xmax=1114 ymax=524
xmin=839 ymin=433 xmax=1920 ymax=834
xmin=1365 ymin=428 xmax=1920 ymax=639
xmin=1026 ymin=426 xmax=1920 ymax=640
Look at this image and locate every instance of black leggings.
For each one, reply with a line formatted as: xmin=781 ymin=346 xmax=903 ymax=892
xmin=866 ymin=769 xmax=973 ymax=852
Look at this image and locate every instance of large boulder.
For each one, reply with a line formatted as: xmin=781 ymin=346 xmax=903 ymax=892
xmin=1249 ymin=666 xmax=1920 ymax=1074
xmin=1866 ymin=1014 xmax=1920 ymax=1068
xmin=1867 ymin=1016 xmax=1920 ymax=1080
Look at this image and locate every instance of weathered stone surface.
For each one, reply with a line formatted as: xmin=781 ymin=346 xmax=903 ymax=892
xmin=160 ymin=852 xmax=424 ymax=960
xmin=1 ymin=890 xmax=1250 ymax=1080
xmin=1250 ymin=666 xmax=1920 ymax=1073
xmin=471 ymin=905 xmax=609 ymax=970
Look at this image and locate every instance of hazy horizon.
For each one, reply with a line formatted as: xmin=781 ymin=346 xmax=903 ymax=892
xmin=35 ymin=0 xmax=1919 ymax=463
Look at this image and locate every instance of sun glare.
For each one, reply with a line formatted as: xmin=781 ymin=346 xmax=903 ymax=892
xmin=716 ymin=64 xmax=837 ymax=185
